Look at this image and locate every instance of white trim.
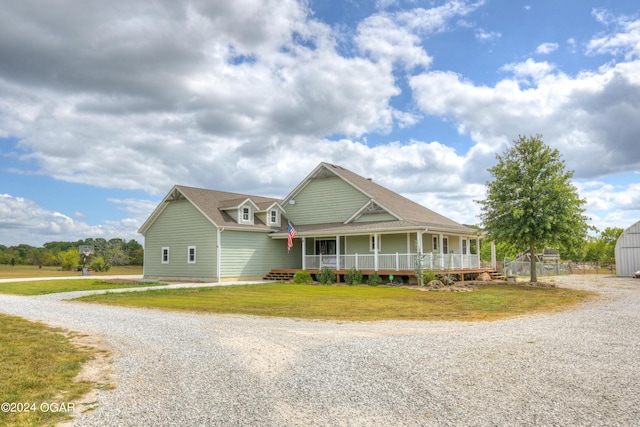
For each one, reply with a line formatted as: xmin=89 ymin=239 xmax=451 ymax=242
xmin=187 ymin=246 xmax=197 ymax=264
xmin=239 ymin=205 xmax=253 ymax=224
xmin=217 ymin=228 xmax=223 ymax=283
xmin=268 ymin=208 xmax=280 ymax=226
xmin=344 ymin=200 xmax=402 ymax=224
xmin=161 ymin=247 xmax=170 ymax=264
xmin=370 ymin=234 xmax=380 ymax=252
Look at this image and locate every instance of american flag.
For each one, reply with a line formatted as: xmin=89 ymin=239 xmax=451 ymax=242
xmin=287 ymin=222 xmax=296 ymax=253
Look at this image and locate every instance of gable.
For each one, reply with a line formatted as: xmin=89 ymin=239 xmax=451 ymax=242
xmin=284 ymin=175 xmax=369 ymax=225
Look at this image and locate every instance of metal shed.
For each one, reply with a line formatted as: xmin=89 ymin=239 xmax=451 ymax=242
xmin=615 ymin=220 xmax=640 ymax=277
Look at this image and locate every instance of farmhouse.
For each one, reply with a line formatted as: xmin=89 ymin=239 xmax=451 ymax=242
xmin=139 ymin=162 xmax=493 ymax=282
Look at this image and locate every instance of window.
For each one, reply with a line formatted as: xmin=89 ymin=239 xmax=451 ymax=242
xmin=161 ymin=247 xmax=169 ymax=264
xmin=462 ymin=239 xmax=467 ymax=255
xmin=269 ymin=209 xmax=278 ymax=225
xmin=432 ymin=237 xmax=438 ymax=251
xmin=370 ymin=235 xmax=380 ymax=252
xmin=187 ymin=246 xmax=196 ymax=264
xmin=443 ymin=237 xmax=449 ymax=254
xmin=242 ymin=206 xmax=250 ymax=222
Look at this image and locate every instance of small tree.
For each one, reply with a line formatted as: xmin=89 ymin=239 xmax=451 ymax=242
xmin=59 ymin=249 xmax=81 ymax=271
xmin=477 ymin=135 xmax=590 ymax=282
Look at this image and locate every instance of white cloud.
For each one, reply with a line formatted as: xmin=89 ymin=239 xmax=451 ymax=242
xmin=355 ymin=0 xmax=484 ymax=69
xmin=536 ymin=42 xmax=559 ymax=54
xmin=587 ymin=10 xmax=640 ymax=60
xmin=410 ymin=53 xmax=640 ymax=180
xmin=475 ymin=28 xmax=501 ymax=42
xmin=356 ymin=14 xmax=433 ymax=69
xmin=0 ymin=194 xmax=146 ymax=246
xmin=501 ymin=58 xmax=556 ymax=83
xmin=575 ymin=180 xmax=640 ymax=231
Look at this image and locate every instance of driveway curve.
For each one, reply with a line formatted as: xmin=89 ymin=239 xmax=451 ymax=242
xmin=1 ymin=275 xmax=639 ymax=426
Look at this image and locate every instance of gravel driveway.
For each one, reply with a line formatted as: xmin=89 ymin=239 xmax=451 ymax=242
xmin=1 ymin=275 xmax=639 ymax=426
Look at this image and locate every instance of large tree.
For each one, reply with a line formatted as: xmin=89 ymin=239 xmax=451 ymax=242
xmin=477 ymin=134 xmax=591 ymax=282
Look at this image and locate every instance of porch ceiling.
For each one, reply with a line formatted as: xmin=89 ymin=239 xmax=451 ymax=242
xmin=271 ymin=220 xmax=481 ymax=238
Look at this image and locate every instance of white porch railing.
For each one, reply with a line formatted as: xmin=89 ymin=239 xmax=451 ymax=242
xmin=303 ymin=253 xmax=480 ymax=271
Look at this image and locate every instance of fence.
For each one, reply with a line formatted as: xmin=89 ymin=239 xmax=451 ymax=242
xmin=504 ymin=259 xmax=572 ymax=277
xmin=569 ymin=262 xmax=616 ymax=275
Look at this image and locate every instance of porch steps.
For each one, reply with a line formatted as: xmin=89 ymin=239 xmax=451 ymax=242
xmin=488 ymin=270 xmax=505 ymax=281
xmin=264 ymin=270 xmax=296 ymax=281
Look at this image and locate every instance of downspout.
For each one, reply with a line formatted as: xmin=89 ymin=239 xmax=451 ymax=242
xmin=217 ymin=227 xmax=224 ymax=283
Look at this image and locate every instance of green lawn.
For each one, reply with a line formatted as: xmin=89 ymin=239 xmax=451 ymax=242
xmin=0 ymin=264 xmax=143 ymax=279
xmin=74 ymin=283 xmax=595 ymax=321
xmin=0 ymin=314 xmax=95 ymax=427
xmin=0 ymin=279 xmax=165 ymax=296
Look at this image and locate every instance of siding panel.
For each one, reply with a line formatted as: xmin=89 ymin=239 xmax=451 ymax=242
xmin=285 ymin=177 xmax=369 ymax=225
xmin=143 ymin=199 xmax=217 ymax=279
xmin=221 ymin=231 xmax=300 ymax=278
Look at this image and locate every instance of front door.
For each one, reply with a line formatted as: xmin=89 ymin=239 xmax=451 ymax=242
xmin=316 ymin=239 xmax=336 ymax=255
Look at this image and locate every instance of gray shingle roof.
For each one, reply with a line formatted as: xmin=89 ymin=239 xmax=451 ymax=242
xmin=139 ymin=163 xmax=477 ymax=237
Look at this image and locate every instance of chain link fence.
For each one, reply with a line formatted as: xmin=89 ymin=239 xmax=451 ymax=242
xmin=504 ymin=259 xmax=572 ymax=277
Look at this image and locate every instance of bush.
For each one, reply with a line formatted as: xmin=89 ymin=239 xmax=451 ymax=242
xmin=422 ymin=269 xmax=437 ymax=286
xmin=344 ymin=267 xmax=363 ymax=286
xmin=316 ymin=267 xmax=336 ymax=285
xmin=89 ymin=256 xmax=111 ymax=272
xmin=293 ymin=270 xmax=313 ymax=284
xmin=367 ymin=272 xmax=381 ymax=287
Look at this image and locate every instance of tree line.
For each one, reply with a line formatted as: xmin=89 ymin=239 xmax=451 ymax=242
xmin=0 ymin=238 xmax=144 ymax=270
xmin=477 ymin=226 xmax=623 ymax=266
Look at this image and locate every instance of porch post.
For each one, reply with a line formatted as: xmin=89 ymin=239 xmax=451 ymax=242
xmin=439 ymin=233 xmax=444 ymax=269
xmin=302 ymin=237 xmax=306 ymax=270
xmin=416 ymin=231 xmax=423 ymax=253
xmin=374 ymin=233 xmax=379 ymax=271
xmin=336 ymin=235 xmax=340 ymax=271
xmin=491 ymin=240 xmax=497 ymax=269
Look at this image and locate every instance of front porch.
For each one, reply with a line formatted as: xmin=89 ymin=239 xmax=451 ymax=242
xmin=264 ymin=265 xmax=500 ymax=283
xmin=303 ymin=252 xmax=481 ymax=271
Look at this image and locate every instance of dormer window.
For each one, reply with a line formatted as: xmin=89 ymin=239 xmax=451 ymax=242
xmin=268 ymin=209 xmax=280 ymax=226
xmin=238 ymin=204 xmax=254 ymax=224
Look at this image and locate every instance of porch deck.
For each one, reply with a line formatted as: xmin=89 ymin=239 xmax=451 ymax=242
xmin=264 ymin=267 xmax=502 ymax=283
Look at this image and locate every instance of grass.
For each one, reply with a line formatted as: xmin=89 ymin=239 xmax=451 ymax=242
xmin=73 ymin=283 xmax=595 ymax=321
xmin=0 ymin=314 xmax=95 ymax=427
xmin=0 ymin=279 xmax=165 ymax=296
xmin=0 ymin=264 xmax=143 ymax=279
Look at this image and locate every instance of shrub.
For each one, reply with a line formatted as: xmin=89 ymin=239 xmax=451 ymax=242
xmin=367 ymin=272 xmax=381 ymax=287
xmin=316 ymin=267 xmax=336 ymax=285
xmin=89 ymin=256 xmax=111 ymax=272
xmin=293 ymin=270 xmax=313 ymax=284
xmin=344 ymin=267 xmax=363 ymax=286
xmin=422 ymin=269 xmax=437 ymax=286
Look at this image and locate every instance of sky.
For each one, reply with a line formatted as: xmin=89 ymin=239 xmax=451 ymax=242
xmin=1 ymin=0 xmax=639 ymax=247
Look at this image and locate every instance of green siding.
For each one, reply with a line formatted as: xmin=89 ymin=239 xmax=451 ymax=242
xmin=286 ymin=177 xmax=369 ymax=225
xmin=345 ymin=235 xmax=370 ymax=254
xmin=143 ymin=199 xmax=217 ymax=279
xmin=220 ymin=231 xmax=300 ymax=277
xmin=343 ymin=234 xmax=409 ymax=254
xmin=380 ymin=234 xmax=408 ymax=253
xmin=354 ymin=212 xmax=397 ymax=223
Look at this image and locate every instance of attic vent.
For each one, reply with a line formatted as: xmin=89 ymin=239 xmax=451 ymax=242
xmin=367 ymin=178 xmax=373 ymax=181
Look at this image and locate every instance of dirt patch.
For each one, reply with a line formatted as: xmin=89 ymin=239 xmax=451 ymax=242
xmin=56 ymin=332 xmax=119 ymax=425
